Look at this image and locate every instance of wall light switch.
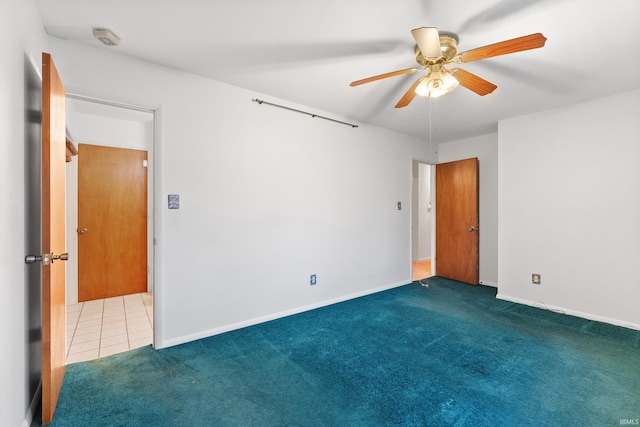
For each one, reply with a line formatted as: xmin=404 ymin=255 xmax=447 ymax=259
xmin=397 ymin=202 xmax=402 ymax=210
xmin=168 ymin=194 xmax=180 ymax=209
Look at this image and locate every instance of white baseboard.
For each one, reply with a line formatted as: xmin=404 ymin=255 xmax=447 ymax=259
xmin=496 ymin=293 xmax=640 ymax=331
xmin=158 ymin=280 xmax=410 ymax=349
xmin=23 ymin=382 xmax=41 ymax=427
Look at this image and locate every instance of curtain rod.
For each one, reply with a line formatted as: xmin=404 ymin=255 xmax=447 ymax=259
xmin=252 ymin=98 xmax=358 ymax=128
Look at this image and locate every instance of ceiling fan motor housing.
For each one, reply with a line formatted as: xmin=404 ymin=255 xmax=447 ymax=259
xmin=415 ymin=34 xmax=459 ymax=66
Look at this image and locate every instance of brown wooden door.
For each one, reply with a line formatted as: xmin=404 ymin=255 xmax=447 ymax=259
xmin=41 ymin=52 xmax=67 ymax=425
xmin=78 ymin=144 xmax=148 ymax=301
xmin=435 ymin=158 xmax=479 ymax=285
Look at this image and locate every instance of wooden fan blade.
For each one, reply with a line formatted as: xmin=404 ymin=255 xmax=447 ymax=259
xmin=450 ymin=68 xmax=497 ymax=96
xmin=395 ymin=77 xmax=425 ymax=108
xmin=459 ymin=33 xmax=547 ymax=63
xmin=412 ymin=27 xmax=441 ymax=58
xmin=350 ymin=68 xmax=417 ymax=87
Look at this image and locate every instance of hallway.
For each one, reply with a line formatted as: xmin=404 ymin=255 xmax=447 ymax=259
xmin=65 ymin=292 xmax=153 ymax=364
xmin=412 ymin=259 xmax=432 ymax=281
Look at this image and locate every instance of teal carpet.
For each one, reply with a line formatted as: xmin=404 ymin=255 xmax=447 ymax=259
xmin=40 ymin=277 xmax=639 ymax=426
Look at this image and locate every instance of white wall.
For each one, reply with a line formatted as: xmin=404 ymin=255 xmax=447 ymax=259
xmin=0 ymin=1 xmax=48 ymax=426
xmin=65 ymin=108 xmax=154 ymax=304
xmin=67 ymin=110 xmax=152 ymax=151
xmin=438 ymin=133 xmax=499 ymax=286
xmin=498 ymin=90 xmax=640 ymax=328
xmin=48 ymin=37 xmax=432 ymax=348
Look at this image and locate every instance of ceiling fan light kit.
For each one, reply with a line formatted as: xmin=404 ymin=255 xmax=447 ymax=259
xmin=350 ymin=27 xmax=547 ymax=107
xmin=415 ymin=67 xmax=460 ymax=98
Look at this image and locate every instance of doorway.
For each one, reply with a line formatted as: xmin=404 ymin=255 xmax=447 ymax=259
xmin=64 ymin=95 xmax=155 ymax=363
xmin=411 ymin=161 xmax=434 ymax=281
xmin=412 ymin=158 xmax=481 ymax=285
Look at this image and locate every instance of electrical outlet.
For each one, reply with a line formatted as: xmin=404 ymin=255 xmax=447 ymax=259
xmin=310 ymin=274 xmax=317 ymax=286
xmin=532 ymin=273 xmax=541 ymax=285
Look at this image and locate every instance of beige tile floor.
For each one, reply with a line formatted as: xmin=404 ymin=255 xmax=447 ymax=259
xmin=66 ymin=292 xmax=153 ymax=364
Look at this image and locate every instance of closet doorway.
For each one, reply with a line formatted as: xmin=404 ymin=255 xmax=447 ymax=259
xmin=411 ymin=161 xmax=434 ymax=281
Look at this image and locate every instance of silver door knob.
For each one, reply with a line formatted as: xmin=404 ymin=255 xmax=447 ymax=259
xmin=25 ymin=253 xmax=51 ymax=265
xmin=25 ymin=255 xmax=42 ymax=264
xmin=52 ymin=253 xmax=69 ymax=262
xmin=79 ymin=227 xmax=88 ymax=234
xmin=468 ymin=226 xmax=477 ymax=232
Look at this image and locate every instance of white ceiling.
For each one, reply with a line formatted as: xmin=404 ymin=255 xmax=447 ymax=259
xmin=37 ymin=0 xmax=640 ymax=142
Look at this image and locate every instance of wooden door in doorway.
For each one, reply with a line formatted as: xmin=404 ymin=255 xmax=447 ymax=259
xmin=78 ymin=144 xmax=148 ymax=301
xmin=435 ymin=158 xmax=479 ymax=285
xmin=41 ymin=52 xmax=67 ymax=425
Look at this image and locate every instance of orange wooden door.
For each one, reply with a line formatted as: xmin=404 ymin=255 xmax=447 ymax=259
xmin=41 ymin=52 xmax=67 ymax=425
xmin=435 ymin=158 xmax=479 ymax=285
xmin=78 ymin=144 xmax=148 ymax=301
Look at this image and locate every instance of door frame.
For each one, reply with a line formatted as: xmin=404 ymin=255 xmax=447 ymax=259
xmin=65 ymin=93 xmax=159 ymax=346
xmin=410 ymin=158 xmax=481 ymax=284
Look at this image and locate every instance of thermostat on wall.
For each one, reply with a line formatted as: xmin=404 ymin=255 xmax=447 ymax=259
xmin=168 ymin=194 xmax=180 ymax=209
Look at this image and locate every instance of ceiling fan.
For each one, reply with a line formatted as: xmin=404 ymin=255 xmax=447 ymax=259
xmin=350 ymin=27 xmax=547 ymax=108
